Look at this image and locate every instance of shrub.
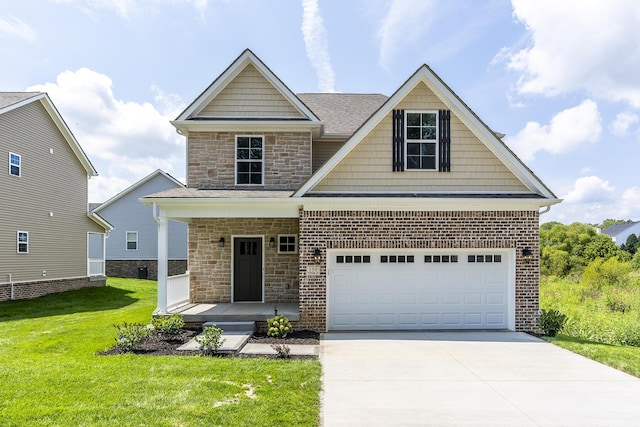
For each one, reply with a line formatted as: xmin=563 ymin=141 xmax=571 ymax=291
xmin=195 ymin=325 xmax=226 ymax=356
xmin=539 ymin=309 xmax=567 ymax=337
xmin=152 ymin=314 xmax=185 ymax=338
xmin=582 ymin=257 xmax=631 ymax=289
xmin=605 ymin=293 xmax=631 ymax=313
xmin=267 ymin=315 xmax=292 ymax=338
xmin=271 ymin=343 xmax=291 ymax=359
xmin=114 ymin=322 xmax=149 ymax=352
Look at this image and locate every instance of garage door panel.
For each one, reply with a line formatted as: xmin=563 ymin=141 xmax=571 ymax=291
xmin=328 ymin=250 xmax=511 ymax=330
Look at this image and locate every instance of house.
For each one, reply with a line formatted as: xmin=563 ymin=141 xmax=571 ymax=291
xmin=602 ymin=221 xmax=640 ymax=246
xmin=143 ymin=49 xmax=560 ymax=332
xmin=0 ymin=92 xmax=110 ymax=302
xmin=91 ymin=170 xmax=187 ymax=280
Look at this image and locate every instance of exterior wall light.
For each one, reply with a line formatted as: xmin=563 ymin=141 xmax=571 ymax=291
xmin=269 ymin=237 xmax=275 ymax=248
xmin=218 ymin=237 xmax=225 ymax=248
xmin=313 ymin=248 xmax=322 ymax=264
xmin=522 ymin=247 xmax=533 ymax=263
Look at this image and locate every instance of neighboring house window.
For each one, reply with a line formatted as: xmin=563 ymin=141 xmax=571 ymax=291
xmin=126 ymin=232 xmax=138 ymax=251
xmin=9 ymin=152 xmax=21 ymax=176
xmin=236 ymin=136 xmax=263 ymax=185
xmin=405 ymin=111 xmax=438 ymax=170
xmin=278 ymin=235 xmax=297 ymax=253
xmin=17 ymin=231 xmax=28 ymax=253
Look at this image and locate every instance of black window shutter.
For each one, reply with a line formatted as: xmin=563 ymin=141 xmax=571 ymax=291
xmin=392 ymin=109 xmax=405 ymax=171
xmin=439 ymin=110 xmax=451 ymax=172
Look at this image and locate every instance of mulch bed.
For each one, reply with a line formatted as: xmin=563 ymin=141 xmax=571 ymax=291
xmin=99 ymin=330 xmax=319 ymax=357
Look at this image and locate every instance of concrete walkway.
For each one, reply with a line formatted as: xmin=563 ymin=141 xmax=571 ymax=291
xmin=320 ymin=332 xmax=640 ymax=426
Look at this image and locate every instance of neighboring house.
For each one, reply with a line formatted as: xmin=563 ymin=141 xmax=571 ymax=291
xmin=602 ymin=221 xmax=640 ymax=246
xmin=91 ymin=170 xmax=187 ymax=280
xmin=143 ymin=49 xmax=560 ymax=332
xmin=0 ymin=92 xmax=110 ymax=302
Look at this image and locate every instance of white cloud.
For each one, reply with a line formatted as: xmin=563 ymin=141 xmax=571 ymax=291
xmin=562 ymin=176 xmax=615 ymax=204
xmin=377 ymin=0 xmax=436 ymax=72
xmin=0 ymin=16 xmax=36 ymax=42
xmin=505 ymin=100 xmax=601 ymax=161
xmin=28 ymin=68 xmax=185 ymax=202
xmin=610 ymin=112 xmax=639 ymax=137
xmin=508 ymin=0 xmax=640 ymax=107
xmin=301 ymin=0 xmax=335 ymax=93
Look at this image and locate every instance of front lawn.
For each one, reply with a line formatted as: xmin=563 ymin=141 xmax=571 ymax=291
xmin=0 ymin=278 xmax=321 ymax=426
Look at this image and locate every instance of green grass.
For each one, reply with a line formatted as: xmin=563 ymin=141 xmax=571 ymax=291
xmin=0 ymin=278 xmax=321 ymax=426
xmin=541 ymin=274 xmax=640 ymax=378
xmin=544 ymin=335 xmax=640 ymax=378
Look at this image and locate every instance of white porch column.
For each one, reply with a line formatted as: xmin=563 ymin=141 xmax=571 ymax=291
xmin=156 ymin=215 xmax=169 ymax=314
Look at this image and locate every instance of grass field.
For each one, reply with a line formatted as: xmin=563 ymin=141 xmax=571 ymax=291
xmin=541 ymin=274 xmax=640 ymax=378
xmin=0 ymin=278 xmax=321 ymax=426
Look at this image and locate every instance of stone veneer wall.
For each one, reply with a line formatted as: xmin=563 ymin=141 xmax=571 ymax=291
xmin=297 ymin=209 xmax=540 ymax=332
xmin=188 ymin=131 xmax=312 ymax=189
xmin=106 ymin=260 xmax=188 ymax=280
xmin=189 ymin=218 xmax=299 ymax=303
xmin=0 ymin=276 xmax=106 ymax=302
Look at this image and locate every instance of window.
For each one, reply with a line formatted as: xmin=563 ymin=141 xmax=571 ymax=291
xmin=9 ymin=152 xmax=21 ymax=176
xmin=278 ymin=235 xmax=297 ymax=253
xmin=126 ymin=232 xmax=138 ymax=251
xmin=236 ymin=136 xmax=263 ymax=185
xmin=336 ymin=255 xmax=371 ymax=264
xmin=17 ymin=231 xmax=28 ymax=253
xmin=406 ymin=111 xmax=438 ymax=170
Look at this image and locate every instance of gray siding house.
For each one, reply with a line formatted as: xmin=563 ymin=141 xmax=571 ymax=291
xmin=602 ymin=221 xmax=640 ymax=246
xmin=0 ymin=92 xmax=110 ymax=301
xmin=92 ymin=170 xmax=187 ymax=280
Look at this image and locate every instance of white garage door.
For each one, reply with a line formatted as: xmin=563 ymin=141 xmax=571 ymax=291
xmin=327 ymin=250 xmax=513 ymax=331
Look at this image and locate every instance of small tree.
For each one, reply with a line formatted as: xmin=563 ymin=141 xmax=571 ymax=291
xmin=195 ymin=325 xmax=226 ymax=356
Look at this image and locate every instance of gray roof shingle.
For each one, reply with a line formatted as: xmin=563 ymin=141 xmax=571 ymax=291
xmin=296 ymin=93 xmax=388 ymax=136
xmin=0 ymin=92 xmax=42 ymax=111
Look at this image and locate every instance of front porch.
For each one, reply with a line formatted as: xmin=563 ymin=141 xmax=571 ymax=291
xmin=169 ymin=302 xmax=299 ymax=324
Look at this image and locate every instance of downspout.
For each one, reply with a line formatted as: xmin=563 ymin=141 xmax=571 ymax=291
xmin=152 ymin=202 xmax=159 ymax=225
xmin=539 ymin=205 xmax=551 ymax=215
xmin=9 ymin=274 xmax=14 ymax=300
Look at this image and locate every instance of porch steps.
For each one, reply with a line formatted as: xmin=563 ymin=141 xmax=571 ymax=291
xmin=178 ymin=322 xmax=256 ymax=353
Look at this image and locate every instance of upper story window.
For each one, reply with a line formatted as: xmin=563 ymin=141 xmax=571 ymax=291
xmin=236 ymin=136 xmax=263 ymax=185
xmin=126 ymin=231 xmax=138 ymax=251
xmin=9 ymin=152 xmax=21 ymax=177
xmin=405 ymin=111 xmax=438 ymax=170
xmin=17 ymin=231 xmax=28 ymax=253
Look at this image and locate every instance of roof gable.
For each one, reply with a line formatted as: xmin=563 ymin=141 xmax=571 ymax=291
xmin=175 ymin=49 xmax=320 ymax=123
xmin=294 ymin=65 xmax=557 ymax=200
xmin=93 ymin=169 xmax=184 ymax=213
xmin=0 ymin=92 xmax=97 ymax=176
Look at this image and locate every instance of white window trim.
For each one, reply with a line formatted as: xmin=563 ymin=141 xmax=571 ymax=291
xmin=17 ymin=231 xmax=28 ymax=254
xmin=9 ymin=152 xmax=21 ymax=177
xmin=234 ymin=135 xmax=264 ymax=186
xmin=126 ymin=231 xmax=138 ymax=251
xmin=277 ymin=234 xmax=298 ymax=254
xmin=405 ymin=110 xmax=439 ymax=171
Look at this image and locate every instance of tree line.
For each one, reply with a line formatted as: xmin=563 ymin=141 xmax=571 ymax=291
xmin=540 ymin=220 xmax=640 ymax=278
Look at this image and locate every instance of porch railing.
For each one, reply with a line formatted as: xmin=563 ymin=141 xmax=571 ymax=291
xmin=167 ymin=272 xmax=190 ymax=309
xmin=88 ymin=258 xmax=105 ymax=276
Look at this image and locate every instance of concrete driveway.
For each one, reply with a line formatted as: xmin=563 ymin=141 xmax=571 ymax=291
xmin=320 ymin=332 xmax=640 ymax=426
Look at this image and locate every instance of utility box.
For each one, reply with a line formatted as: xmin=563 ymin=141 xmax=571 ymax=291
xmin=137 ymin=266 xmax=148 ymax=279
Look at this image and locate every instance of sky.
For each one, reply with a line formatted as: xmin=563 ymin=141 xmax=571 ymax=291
xmin=1 ymin=0 xmax=639 ymax=225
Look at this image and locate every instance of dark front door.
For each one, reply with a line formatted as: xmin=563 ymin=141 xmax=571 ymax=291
xmin=233 ymin=237 xmax=263 ymax=302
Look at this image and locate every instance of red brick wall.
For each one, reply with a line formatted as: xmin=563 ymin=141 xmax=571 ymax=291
xmin=0 ymin=276 xmax=106 ymax=302
xmin=187 ymin=131 xmax=312 ymax=189
xmin=189 ymin=218 xmax=299 ymax=303
xmin=297 ymin=209 xmax=540 ymax=332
